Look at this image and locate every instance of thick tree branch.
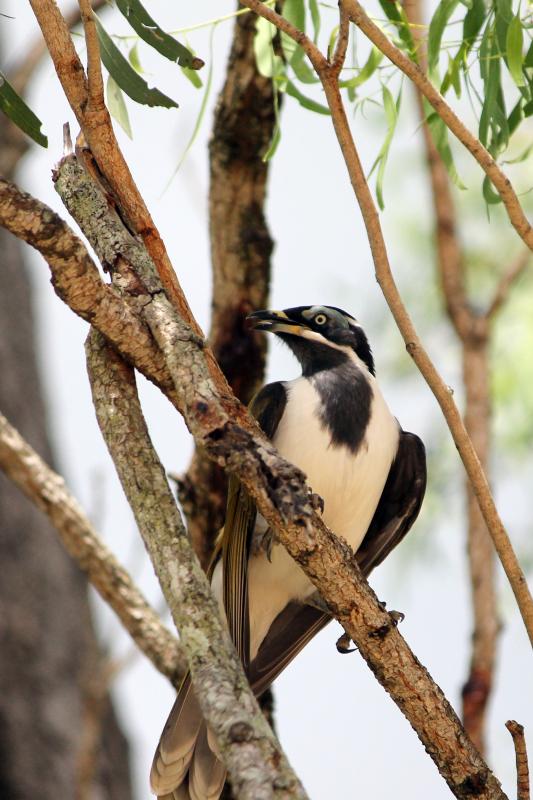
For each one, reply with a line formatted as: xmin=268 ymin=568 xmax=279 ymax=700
xmin=342 ymin=0 xmax=533 ymax=252
xmin=0 ymin=177 xmax=181 ymax=408
xmin=85 ymin=329 xmax=308 ymax=800
xmin=239 ymin=0 xmax=533 ymax=651
xmin=0 ymin=411 xmax=185 ymax=685
xmin=506 ymin=721 xmax=530 ymax=800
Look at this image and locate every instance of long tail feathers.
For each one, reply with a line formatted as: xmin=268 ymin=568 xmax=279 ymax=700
xmin=151 ymin=675 xmax=227 ymax=800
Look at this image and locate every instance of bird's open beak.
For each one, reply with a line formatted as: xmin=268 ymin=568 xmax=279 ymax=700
xmin=247 ymin=309 xmax=305 ymax=336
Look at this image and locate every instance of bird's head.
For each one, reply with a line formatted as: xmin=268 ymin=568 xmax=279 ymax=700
xmin=247 ymin=305 xmax=375 ymax=376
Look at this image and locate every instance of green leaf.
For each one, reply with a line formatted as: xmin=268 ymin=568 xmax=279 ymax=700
xmin=0 ymin=73 xmax=47 ymax=147
xmin=327 ymin=25 xmax=339 ymax=62
xmin=340 ymin=47 xmax=383 ymax=92
xmin=95 ymin=17 xmax=178 ymax=108
xmin=165 ymin=26 xmax=216 ymax=185
xmin=263 ymin=77 xmax=282 ymax=161
xmin=368 ymin=86 xmax=401 ymax=210
xmin=427 ymin=111 xmax=467 ymax=189
xmin=254 ymin=17 xmax=283 ymax=78
xmin=463 ymin=0 xmax=486 ymax=53
xmin=115 ymin=0 xmax=203 ymax=69
xmin=181 ymin=66 xmax=203 ymax=89
xmin=506 ymin=15 xmax=525 ymax=87
xmin=283 ymin=79 xmax=330 ymax=114
xmin=308 ymin=0 xmax=321 ymax=43
xmin=106 ymin=74 xmax=132 ymax=138
xmin=281 ymin=0 xmax=305 ymax=64
xmin=377 ymin=0 xmax=416 ymax=57
xmin=482 ymin=174 xmax=502 ymax=204
xmin=428 ymin=0 xmax=460 ymax=79
xmin=128 ymin=42 xmax=143 ymax=73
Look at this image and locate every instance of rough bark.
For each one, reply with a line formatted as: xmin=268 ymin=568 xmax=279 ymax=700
xmin=86 ymin=330 xmax=308 ymax=800
xmin=180 ymin=8 xmax=275 ymax=570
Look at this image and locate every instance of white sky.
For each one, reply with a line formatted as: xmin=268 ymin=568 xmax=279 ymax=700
xmin=2 ymin=2 xmax=532 ymax=799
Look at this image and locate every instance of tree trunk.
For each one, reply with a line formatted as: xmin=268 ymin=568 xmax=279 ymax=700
xmin=0 ymin=51 xmax=132 ymax=799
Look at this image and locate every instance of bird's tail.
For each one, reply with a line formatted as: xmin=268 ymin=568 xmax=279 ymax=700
xmin=150 ymin=673 xmax=226 ymax=800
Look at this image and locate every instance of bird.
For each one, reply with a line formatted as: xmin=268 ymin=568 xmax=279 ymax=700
xmin=150 ymin=304 xmax=426 ymax=800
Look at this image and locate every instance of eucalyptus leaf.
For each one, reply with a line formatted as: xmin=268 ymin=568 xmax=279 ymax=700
xmin=506 ymin=15 xmax=525 ymax=87
xmin=368 ymin=86 xmax=401 ymax=210
xmin=281 ymin=0 xmax=305 ymax=64
xmin=181 ymin=66 xmax=203 ymax=89
xmin=283 ymin=79 xmax=330 ymax=114
xmin=309 ymin=0 xmax=321 ymax=43
xmin=95 ymin=17 xmax=178 ymax=108
xmin=377 ymin=0 xmax=416 ymax=57
xmin=427 ymin=111 xmax=467 ymax=189
xmin=0 ymin=73 xmax=47 ymax=147
xmin=254 ymin=17 xmax=283 ymax=78
xmin=482 ymin=174 xmax=502 ymax=204
xmin=128 ymin=42 xmax=143 ymax=73
xmin=115 ymin=0 xmax=203 ymax=69
xmin=341 ymin=47 xmax=383 ymax=92
xmin=428 ymin=0 xmax=460 ymax=79
xmin=106 ymin=74 xmax=132 ymax=138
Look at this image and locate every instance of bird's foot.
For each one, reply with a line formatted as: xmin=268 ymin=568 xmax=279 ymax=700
xmin=336 ymin=631 xmax=357 ymax=654
xmin=377 ymin=600 xmax=405 ymax=626
xmin=309 ymin=491 xmax=325 ymax=515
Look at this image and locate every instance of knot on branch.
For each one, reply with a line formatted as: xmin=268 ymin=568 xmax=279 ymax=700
xmin=229 ymin=720 xmax=254 ymax=743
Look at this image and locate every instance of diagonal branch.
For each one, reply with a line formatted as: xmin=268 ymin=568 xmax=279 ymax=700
xmin=343 ymin=0 xmax=533 ymax=252
xmin=486 ymin=250 xmax=531 ymax=320
xmin=238 ymin=0 xmax=533 ymax=652
xmin=85 ymin=329 xmax=308 ymax=800
xmin=0 ymin=411 xmax=186 ymax=685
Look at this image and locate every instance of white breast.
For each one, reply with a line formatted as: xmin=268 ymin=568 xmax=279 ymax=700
xmin=245 ymin=373 xmax=399 ymax=660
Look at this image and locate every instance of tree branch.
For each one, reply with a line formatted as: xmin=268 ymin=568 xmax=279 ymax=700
xmin=0 ymin=411 xmax=186 ymax=686
xmin=403 ymin=0 xmax=499 ymax=754
xmin=78 ymin=0 xmax=105 ymax=114
xmin=0 ymin=177 xmax=180 ymax=409
xmin=343 ymin=0 xmax=533 ymax=251
xmin=238 ymin=0 xmax=533 ymax=651
xmin=85 ymin=329 xmax=308 ymax=800
xmin=506 ymin=721 xmax=530 ymax=800
xmin=486 ymin=250 xmax=531 ymax=320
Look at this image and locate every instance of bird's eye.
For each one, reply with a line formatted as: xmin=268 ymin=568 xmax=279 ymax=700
xmin=314 ymin=313 xmax=327 ymax=326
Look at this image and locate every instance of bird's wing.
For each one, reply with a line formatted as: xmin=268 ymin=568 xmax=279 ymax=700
xmin=221 ymin=381 xmax=288 ymax=668
xmin=356 ymin=430 xmax=427 ymax=575
xmin=246 ymin=430 xmax=426 ymax=695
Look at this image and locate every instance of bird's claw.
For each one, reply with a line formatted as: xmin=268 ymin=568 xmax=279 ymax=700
xmin=388 ymin=610 xmax=405 ymax=626
xmin=377 ymin=600 xmax=405 ymax=626
xmin=336 ymin=632 xmax=357 ymax=654
xmin=257 ymin=527 xmax=275 ymax=562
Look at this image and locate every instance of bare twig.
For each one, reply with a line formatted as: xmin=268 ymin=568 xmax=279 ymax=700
xmin=331 ymin=1 xmax=350 ymax=75
xmin=0 ymin=411 xmax=186 ymax=685
xmin=239 ymin=0 xmax=533 ymax=650
xmin=486 ymin=250 xmax=531 ymax=320
xmin=78 ymin=0 xmax=105 ymax=113
xmin=85 ymin=329 xmax=308 ymax=800
xmin=506 ymin=721 xmax=530 ymax=800
xmin=343 ymin=0 xmax=533 ymax=251
xmin=403 ymin=0 xmax=499 ymax=754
